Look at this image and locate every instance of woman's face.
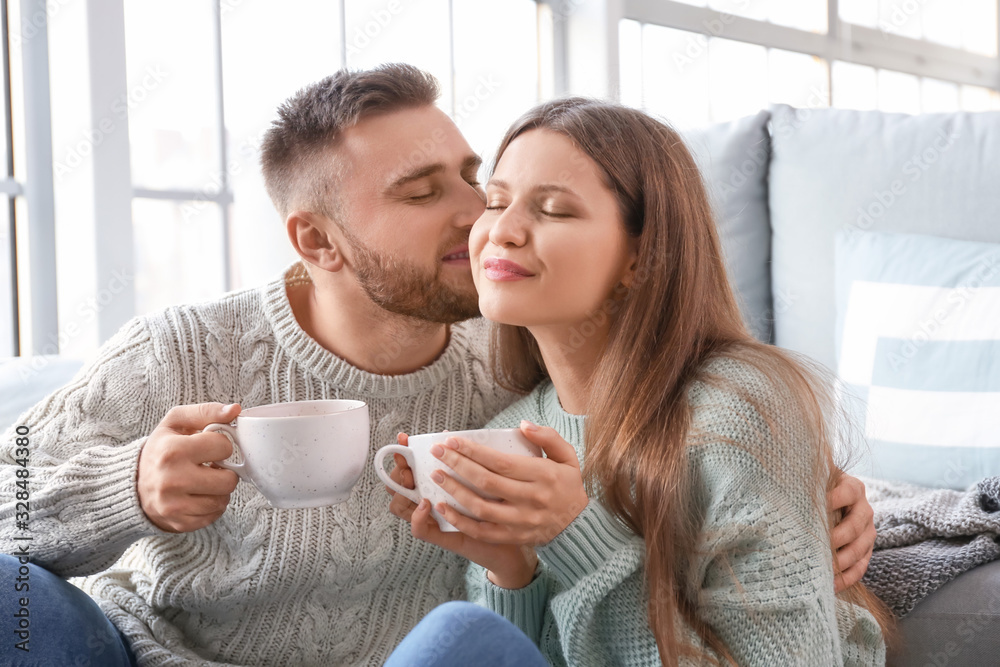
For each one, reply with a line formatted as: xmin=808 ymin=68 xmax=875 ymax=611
xmin=470 ymin=129 xmax=635 ymax=330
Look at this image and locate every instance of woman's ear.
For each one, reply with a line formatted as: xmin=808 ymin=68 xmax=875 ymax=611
xmin=621 ymin=238 xmax=640 ymax=289
xmin=286 ymin=211 xmax=344 ymax=272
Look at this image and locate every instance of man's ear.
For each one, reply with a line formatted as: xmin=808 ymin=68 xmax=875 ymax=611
xmin=286 ymin=210 xmax=344 ymax=272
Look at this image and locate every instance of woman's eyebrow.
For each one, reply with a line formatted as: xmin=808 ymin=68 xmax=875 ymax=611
xmin=486 ymin=179 xmax=579 ymax=198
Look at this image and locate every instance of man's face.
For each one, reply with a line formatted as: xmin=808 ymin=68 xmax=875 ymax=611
xmin=332 ymin=105 xmax=486 ymax=323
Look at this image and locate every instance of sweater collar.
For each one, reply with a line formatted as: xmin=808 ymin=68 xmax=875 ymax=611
xmin=538 ymin=380 xmax=587 ymax=447
xmin=261 ymin=261 xmax=472 ymax=398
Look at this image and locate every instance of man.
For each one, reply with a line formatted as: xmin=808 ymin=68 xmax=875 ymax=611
xmin=0 ymin=64 xmax=874 ymax=666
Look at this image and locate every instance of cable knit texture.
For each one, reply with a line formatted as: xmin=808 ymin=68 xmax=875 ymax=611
xmin=0 ymin=262 xmax=516 ymax=666
xmin=467 ymin=358 xmax=886 ymax=666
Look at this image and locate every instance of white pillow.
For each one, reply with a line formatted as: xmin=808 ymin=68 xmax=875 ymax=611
xmin=835 ymin=230 xmax=1000 ymax=489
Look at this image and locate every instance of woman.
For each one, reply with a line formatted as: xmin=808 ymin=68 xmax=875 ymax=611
xmin=386 ymin=98 xmax=891 ymax=665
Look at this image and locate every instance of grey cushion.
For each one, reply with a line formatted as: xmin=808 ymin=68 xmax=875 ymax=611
xmin=0 ymin=356 xmax=84 ymax=433
xmin=889 ymin=559 xmax=1000 ymax=666
xmin=767 ymin=104 xmax=1000 ymax=370
xmin=683 ymin=110 xmax=773 ymax=343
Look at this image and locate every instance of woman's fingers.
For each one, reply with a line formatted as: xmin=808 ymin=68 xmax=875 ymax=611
xmin=438 ymin=436 xmax=538 ymax=482
xmin=431 ymin=443 xmax=532 ymax=501
xmin=435 ymin=502 xmax=509 ymax=544
xmin=831 ymin=507 xmax=865 ymax=550
xmin=431 ymin=469 xmax=523 ymax=526
xmin=835 ymin=546 xmax=873 ymax=593
xmin=828 ymin=473 xmax=865 ymax=512
xmin=518 ymin=421 xmax=580 ymax=466
xmin=411 ymin=499 xmax=468 ymax=551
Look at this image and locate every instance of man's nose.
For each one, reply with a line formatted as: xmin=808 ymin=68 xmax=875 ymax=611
xmin=453 ymin=182 xmax=486 ymax=228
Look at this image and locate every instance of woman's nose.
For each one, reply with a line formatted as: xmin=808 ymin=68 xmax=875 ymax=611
xmin=489 ymin=207 xmax=528 ymax=248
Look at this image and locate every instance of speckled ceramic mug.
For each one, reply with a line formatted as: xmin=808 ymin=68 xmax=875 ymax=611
xmin=203 ymin=399 xmax=369 ymax=509
xmin=374 ymin=428 xmax=541 ymax=532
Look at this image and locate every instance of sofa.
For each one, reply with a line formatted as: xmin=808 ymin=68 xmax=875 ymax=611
xmin=683 ymin=103 xmax=1000 ymax=666
xmin=2 ymin=103 xmax=998 ymax=664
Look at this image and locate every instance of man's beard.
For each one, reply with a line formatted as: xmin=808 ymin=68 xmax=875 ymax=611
xmin=347 ymin=235 xmax=481 ymax=324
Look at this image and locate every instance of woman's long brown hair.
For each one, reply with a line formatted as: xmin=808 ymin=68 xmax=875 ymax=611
xmin=488 ymin=98 xmax=894 ymax=664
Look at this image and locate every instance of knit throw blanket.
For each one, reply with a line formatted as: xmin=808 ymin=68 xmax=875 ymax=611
xmin=860 ymin=476 xmax=1000 ymax=618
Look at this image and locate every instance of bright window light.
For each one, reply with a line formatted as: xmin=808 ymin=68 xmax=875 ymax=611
xmin=345 ymin=0 xmax=453 ymax=116
xmin=0 ymin=200 xmax=13 ymax=356
xmin=768 ymin=49 xmax=830 ymax=108
xmin=675 ymin=0 xmax=828 ymax=32
xmin=961 ymin=85 xmax=1000 ymax=111
xmin=452 ymin=0 xmax=538 ymax=165
xmin=832 ymin=61 xmax=878 ymax=110
xmin=709 ymin=38 xmax=768 ymax=123
xmin=640 ymin=24 xmax=711 ymax=130
xmin=221 ymin=0 xmax=342 ymax=289
xmin=619 ymin=19 xmax=644 ymax=110
xmin=123 ymin=0 xmax=219 ymax=191
xmin=841 ymin=0 xmax=998 ymax=56
xmin=877 ymin=69 xmax=921 ymax=114
xmin=839 ymin=0 xmax=878 ymax=27
xmin=920 ymin=78 xmax=960 ymax=113
xmin=132 ymin=199 xmax=226 ymax=315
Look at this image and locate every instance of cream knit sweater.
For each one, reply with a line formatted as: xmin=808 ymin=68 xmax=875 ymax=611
xmin=0 ymin=262 xmax=516 ymax=666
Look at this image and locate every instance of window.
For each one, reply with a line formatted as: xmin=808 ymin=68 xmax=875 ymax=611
xmin=124 ymin=0 xmax=539 ymax=320
xmin=621 ymin=22 xmax=831 ymax=129
xmin=23 ymin=0 xmax=540 ymax=358
xmin=621 ymin=0 xmax=1000 ymax=129
xmin=1 ymin=3 xmax=17 ymax=357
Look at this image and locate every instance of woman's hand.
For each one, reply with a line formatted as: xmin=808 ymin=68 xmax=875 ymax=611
xmin=828 ymin=473 xmax=876 ymax=593
xmin=428 ymin=420 xmax=590 ymax=546
xmin=386 ymin=432 xmax=538 ymax=589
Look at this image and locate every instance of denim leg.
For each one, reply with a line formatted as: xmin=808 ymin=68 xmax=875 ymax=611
xmin=0 ymin=553 xmax=137 ymax=667
xmin=386 ymin=601 xmax=549 ymax=667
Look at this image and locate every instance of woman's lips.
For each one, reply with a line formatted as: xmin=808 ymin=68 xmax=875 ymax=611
xmin=482 ymin=257 xmax=534 ymax=282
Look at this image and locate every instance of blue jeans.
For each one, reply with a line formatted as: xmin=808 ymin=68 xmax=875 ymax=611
xmin=0 ymin=553 xmax=137 ymax=667
xmin=386 ymin=601 xmax=548 ymax=667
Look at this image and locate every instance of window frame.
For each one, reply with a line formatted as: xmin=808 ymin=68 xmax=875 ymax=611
xmin=621 ymin=0 xmax=1000 ymax=94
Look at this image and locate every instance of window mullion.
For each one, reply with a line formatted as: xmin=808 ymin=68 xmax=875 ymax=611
xmin=20 ymin=0 xmax=58 ymax=355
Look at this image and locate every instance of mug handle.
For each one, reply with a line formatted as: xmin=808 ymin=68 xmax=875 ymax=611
xmin=374 ymin=444 xmax=421 ymax=504
xmin=204 ymin=423 xmax=247 ymax=480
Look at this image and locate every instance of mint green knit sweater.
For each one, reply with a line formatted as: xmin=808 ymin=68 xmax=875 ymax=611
xmin=466 ymin=357 xmax=885 ymax=666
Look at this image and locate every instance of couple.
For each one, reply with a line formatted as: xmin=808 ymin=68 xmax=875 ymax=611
xmin=0 ymin=64 xmax=883 ymax=666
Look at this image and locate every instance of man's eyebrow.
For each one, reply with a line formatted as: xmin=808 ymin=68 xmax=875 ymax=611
xmin=461 ymin=154 xmax=483 ymax=173
xmin=387 ymin=155 xmax=482 ymax=191
xmin=388 ymin=163 xmax=445 ymax=190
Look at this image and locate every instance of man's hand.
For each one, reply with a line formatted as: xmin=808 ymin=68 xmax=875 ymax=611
xmin=138 ymin=403 xmax=242 ymax=533
xmin=829 ymin=473 xmax=876 ymax=593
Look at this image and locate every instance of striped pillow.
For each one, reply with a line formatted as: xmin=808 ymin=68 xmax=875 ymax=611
xmin=835 ymin=230 xmax=1000 ymax=489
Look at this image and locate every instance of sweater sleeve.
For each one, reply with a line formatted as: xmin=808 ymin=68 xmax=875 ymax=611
xmin=684 ymin=443 xmax=846 ymax=666
xmin=465 ymin=560 xmax=551 ymax=644
xmin=533 ymin=498 xmax=656 ymax=666
xmin=0 ymin=316 xmax=175 ymax=575
xmin=681 ymin=364 xmax=885 ymax=666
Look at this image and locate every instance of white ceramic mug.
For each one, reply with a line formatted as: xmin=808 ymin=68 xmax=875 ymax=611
xmin=374 ymin=428 xmax=541 ymax=532
xmin=204 ymin=399 xmax=369 ymax=509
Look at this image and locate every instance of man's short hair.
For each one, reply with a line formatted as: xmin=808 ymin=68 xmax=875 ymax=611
xmin=260 ymin=63 xmax=440 ymax=220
